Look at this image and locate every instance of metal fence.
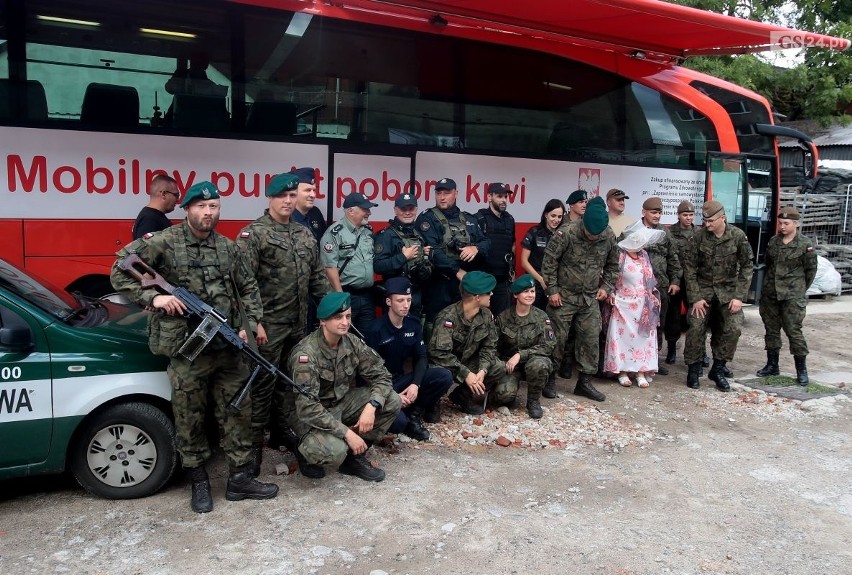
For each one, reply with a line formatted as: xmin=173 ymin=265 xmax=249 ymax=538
xmin=780 ymin=187 xmax=852 ymax=292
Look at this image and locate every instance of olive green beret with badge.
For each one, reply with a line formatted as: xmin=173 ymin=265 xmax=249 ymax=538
xmin=461 ymin=271 xmax=497 ymax=295
xmin=583 ymin=196 xmax=609 ymax=235
xmin=511 ymin=274 xmax=536 ymax=294
xmin=316 ymin=291 xmax=351 ymax=320
xmin=642 ymin=197 xmax=663 ymax=211
xmin=702 ymin=200 xmax=724 ymax=219
xmin=677 ymin=201 xmax=695 ymax=214
xmin=778 ymin=206 xmax=800 ymax=220
xmin=180 ymin=181 xmax=220 ymax=208
xmin=266 ymin=173 xmax=300 ymax=197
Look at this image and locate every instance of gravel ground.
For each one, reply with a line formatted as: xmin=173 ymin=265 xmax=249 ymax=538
xmin=1 ymin=298 xmax=851 ymax=575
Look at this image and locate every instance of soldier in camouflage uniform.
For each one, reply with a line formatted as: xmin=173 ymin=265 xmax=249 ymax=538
xmin=111 ymin=181 xmax=278 ymax=514
xmin=429 ymin=271 xmax=509 ymax=415
xmin=756 ymin=206 xmax=818 ymax=385
xmin=288 ymin=292 xmax=401 ymax=482
xmin=236 ymin=173 xmax=330 ymax=478
xmin=541 ymin=196 xmax=618 ymax=402
xmin=495 ymin=274 xmax=556 ymax=418
xmin=683 ymin=201 xmax=753 ymax=391
xmin=639 ymin=197 xmax=682 ymax=375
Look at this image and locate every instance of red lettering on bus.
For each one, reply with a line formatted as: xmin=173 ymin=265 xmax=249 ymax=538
xmin=466 ymin=176 xmax=482 ymax=203
xmin=336 ymin=177 xmax=356 ymax=207
xmin=86 ymin=157 xmax=113 ymax=194
xmin=173 ymin=171 xmax=196 ymax=193
xmin=211 ymin=171 xmax=234 ymax=196
xmin=239 ymin=173 xmax=261 ymax=198
xmin=360 ymin=178 xmax=379 ymax=200
xmin=54 ymin=165 xmax=81 ymax=193
xmin=7 ymin=155 xmax=48 ymax=192
xmin=382 ymin=172 xmax=401 ymax=200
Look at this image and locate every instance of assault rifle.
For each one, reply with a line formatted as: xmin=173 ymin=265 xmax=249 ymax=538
xmin=119 ymin=253 xmax=317 ymax=411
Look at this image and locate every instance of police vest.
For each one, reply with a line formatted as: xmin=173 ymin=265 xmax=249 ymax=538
xmin=430 ymin=207 xmax=471 ymax=262
xmin=390 ymin=224 xmax=433 ymax=283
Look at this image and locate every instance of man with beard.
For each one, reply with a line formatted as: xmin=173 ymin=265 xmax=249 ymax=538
xmin=132 ymin=174 xmax=180 ymax=239
xmin=373 ymin=192 xmax=433 ymax=320
xmin=111 ymin=181 xmax=279 ymax=513
xmin=476 ymin=182 xmax=517 ymax=316
xmin=416 ymin=177 xmax=490 ymax=326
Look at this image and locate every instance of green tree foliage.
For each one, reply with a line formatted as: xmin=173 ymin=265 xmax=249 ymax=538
xmin=671 ymin=0 xmax=852 ymax=123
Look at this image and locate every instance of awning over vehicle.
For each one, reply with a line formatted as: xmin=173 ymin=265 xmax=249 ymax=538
xmin=233 ymin=0 xmax=850 ymax=58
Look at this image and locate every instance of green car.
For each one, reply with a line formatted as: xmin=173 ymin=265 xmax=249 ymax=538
xmin=0 ymin=259 xmax=176 ymax=499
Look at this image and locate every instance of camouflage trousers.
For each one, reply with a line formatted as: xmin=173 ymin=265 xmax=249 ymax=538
xmin=759 ymin=296 xmax=809 ymax=356
xmin=252 ymin=321 xmax=304 ymax=444
xmin=499 ymin=356 xmax=552 ymax=400
xmin=547 ymin=295 xmax=602 ymax=375
xmin=297 ymin=388 xmax=402 ymax=467
xmin=684 ymin=298 xmax=743 ymax=364
xmin=168 ymin=348 xmax=252 ymax=469
xmin=450 ymin=359 xmax=515 ymax=406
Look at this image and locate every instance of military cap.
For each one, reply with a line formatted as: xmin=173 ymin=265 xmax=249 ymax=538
xmin=461 ymin=271 xmax=497 ymax=295
xmin=567 ymin=189 xmax=588 ymax=205
xmin=290 ymin=167 xmax=316 ymax=185
xmin=180 ymin=181 xmax=220 ymax=208
xmin=316 ymin=291 xmax=351 ymax=320
xmin=487 ymin=182 xmax=513 ymax=195
xmin=677 ymin=201 xmax=695 ymax=214
xmin=510 ymin=273 xmax=536 ymax=294
xmin=395 ymin=193 xmax=418 ymax=208
xmin=434 ymin=178 xmax=457 ymax=191
xmin=642 ymin=197 xmax=663 ymax=211
xmin=606 ymin=188 xmax=629 ymax=200
xmin=384 ymin=276 xmax=412 ymax=296
xmin=342 ymin=192 xmax=378 ymax=209
xmin=702 ymin=200 xmax=724 ymax=219
xmin=778 ymin=206 xmax=800 ymax=220
xmin=266 ymin=173 xmax=299 ymax=197
xmin=583 ymin=196 xmax=609 ymax=235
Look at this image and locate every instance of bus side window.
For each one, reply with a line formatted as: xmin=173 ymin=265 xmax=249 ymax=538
xmin=0 ymin=79 xmax=48 ymax=122
xmin=81 ymin=83 xmax=140 ymax=129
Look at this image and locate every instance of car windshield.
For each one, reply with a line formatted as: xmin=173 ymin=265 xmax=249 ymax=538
xmin=0 ymin=259 xmax=78 ymax=318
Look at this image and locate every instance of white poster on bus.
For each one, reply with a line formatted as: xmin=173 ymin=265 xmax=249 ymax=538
xmin=329 ymin=153 xmax=412 ymax=223
xmin=0 ymin=126 xmax=328 ymax=221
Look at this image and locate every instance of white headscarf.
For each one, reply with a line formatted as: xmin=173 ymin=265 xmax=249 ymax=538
xmin=618 ymin=223 xmax=665 ymax=252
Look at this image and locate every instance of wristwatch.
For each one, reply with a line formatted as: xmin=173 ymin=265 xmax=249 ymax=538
xmin=369 ymin=399 xmax=381 ymax=409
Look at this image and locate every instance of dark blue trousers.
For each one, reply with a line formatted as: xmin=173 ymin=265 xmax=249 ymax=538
xmin=389 ymin=367 xmax=453 ymax=433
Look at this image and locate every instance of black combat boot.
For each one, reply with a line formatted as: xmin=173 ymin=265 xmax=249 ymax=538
xmin=542 ymin=373 xmax=558 ymax=399
xmin=225 ymin=465 xmax=279 ymax=501
xmin=794 ymin=356 xmax=809 ymax=386
xmin=686 ymin=362 xmax=702 ymax=389
xmin=339 ymin=451 xmax=385 ymax=482
xmin=448 ymin=386 xmax=485 ymax=415
xmin=708 ymin=359 xmax=731 ymax=392
xmin=574 ymin=373 xmax=605 ymax=402
xmin=721 ymin=364 xmax=734 ymax=378
xmin=276 ymin=427 xmax=325 ymax=479
xmin=558 ymin=356 xmax=573 ymax=379
xmin=665 ymin=341 xmax=677 ymax=365
xmin=756 ymin=350 xmax=780 ymax=377
xmin=423 ymin=401 xmax=442 ymax=424
xmin=656 ymin=363 xmax=669 ymax=376
xmin=189 ymin=466 xmax=213 ymax=514
xmin=702 ymin=353 xmax=711 ymax=368
xmin=526 ymin=392 xmax=543 ymax=419
xmin=403 ymin=408 xmax=430 ymax=441
xmin=249 ymin=444 xmax=263 ymax=478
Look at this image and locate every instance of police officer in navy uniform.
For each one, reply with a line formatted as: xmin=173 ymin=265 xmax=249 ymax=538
xmin=415 ymin=177 xmax=490 ymax=325
xmin=320 ymin=192 xmax=378 ymax=336
xmin=365 ymin=277 xmax=453 ymax=441
xmin=290 ymin=167 xmax=327 ymax=244
xmin=373 ymin=192 xmax=433 ymax=320
xmin=476 ymin=182 xmax=517 ymax=316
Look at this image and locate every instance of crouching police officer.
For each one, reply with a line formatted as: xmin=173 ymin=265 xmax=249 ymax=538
xmin=288 ymin=292 xmax=401 ymax=482
xmin=111 ymin=181 xmax=278 ymax=513
xmin=365 ymin=277 xmax=453 ymax=440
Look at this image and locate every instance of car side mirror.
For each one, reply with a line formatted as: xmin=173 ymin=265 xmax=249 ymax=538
xmin=0 ymin=326 xmax=35 ymax=352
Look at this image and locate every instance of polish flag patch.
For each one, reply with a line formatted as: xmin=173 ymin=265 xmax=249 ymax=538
xmin=239 ymin=231 xmax=250 ymax=238
xmin=143 ymin=232 xmax=154 ymax=239
xmin=444 ymin=321 xmax=453 ymax=328
xmin=545 ymin=319 xmax=552 ymax=325
xmin=298 ymin=355 xmax=310 ymax=363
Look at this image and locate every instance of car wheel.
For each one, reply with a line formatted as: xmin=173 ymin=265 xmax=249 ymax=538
xmin=69 ymin=402 xmax=177 ymax=499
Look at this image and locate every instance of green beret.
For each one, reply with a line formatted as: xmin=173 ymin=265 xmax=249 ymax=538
xmin=511 ymin=274 xmax=536 ymax=294
xmin=583 ymin=196 xmax=609 ymax=235
xmin=180 ymin=181 xmax=220 ymax=208
xmin=461 ymin=271 xmax=497 ymax=295
xmin=316 ymin=292 xmax=351 ymax=320
xmin=266 ymin=173 xmax=299 ymax=197
xmin=567 ymin=189 xmax=587 ymax=205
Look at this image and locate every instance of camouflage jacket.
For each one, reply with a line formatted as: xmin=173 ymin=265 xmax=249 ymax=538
xmin=762 ymin=232 xmax=818 ymax=301
xmin=236 ymin=211 xmax=329 ymax=326
xmin=429 ymin=302 xmax=498 ymax=384
xmin=684 ymin=224 xmax=753 ymax=305
xmin=495 ymin=306 xmax=556 ymax=361
xmin=644 ymin=222 xmax=682 ymax=289
xmin=541 ymin=221 xmax=619 ymax=301
xmin=289 ymin=330 xmax=393 ymax=439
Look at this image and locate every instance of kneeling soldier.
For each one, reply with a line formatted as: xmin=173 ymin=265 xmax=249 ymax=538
xmin=288 ymin=292 xmax=401 ymax=481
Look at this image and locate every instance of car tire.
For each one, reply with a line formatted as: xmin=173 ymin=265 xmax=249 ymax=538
xmin=69 ymin=402 xmax=177 ymax=499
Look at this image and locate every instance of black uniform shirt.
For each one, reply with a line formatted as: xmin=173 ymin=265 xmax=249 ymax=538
xmin=365 ymin=314 xmax=427 ymax=385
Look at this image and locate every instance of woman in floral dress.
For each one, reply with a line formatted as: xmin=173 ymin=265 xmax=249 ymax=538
xmin=603 ymin=225 xmax=665 ymax=388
